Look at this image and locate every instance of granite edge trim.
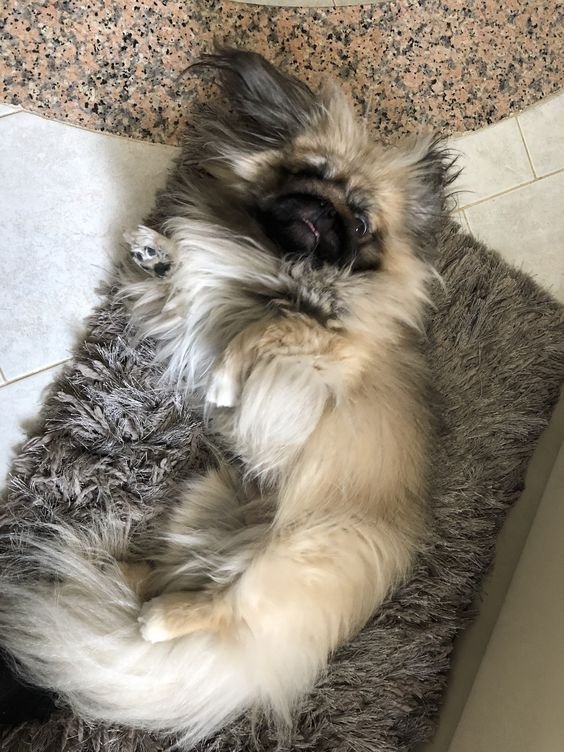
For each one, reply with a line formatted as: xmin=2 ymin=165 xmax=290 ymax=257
xmin=233 ymin=1 xmax=389 ymax=6
xmin=2 ymin=92 xmax=562 ymax=151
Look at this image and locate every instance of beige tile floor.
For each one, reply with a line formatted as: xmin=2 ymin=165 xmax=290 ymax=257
xmin=0 ymin=91 xmax=563 ymax=480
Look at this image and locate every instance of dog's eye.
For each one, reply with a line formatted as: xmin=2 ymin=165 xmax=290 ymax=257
xmin=354 ymin=215 xmax=369 ymax=237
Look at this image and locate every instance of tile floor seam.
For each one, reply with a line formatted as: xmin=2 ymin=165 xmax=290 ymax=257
xmin=0 ymin=359 xmax=70 ymax=388
xmin=457 ymin=168 xmax=564 ymax=212
xmin=515 ymin=115 xmax=538 ymax=180
xmin=460 ymin=210 xmax=471 ymax=233
xmin=464 ymin=211 xmax=475 ymax=236
xmin=456 ymin=180 xmax=536 ymax=211
xmin=531 ymin=166 xmax=564 ymax=180
xmin=0 ymin=110 xmax=24 ymax=121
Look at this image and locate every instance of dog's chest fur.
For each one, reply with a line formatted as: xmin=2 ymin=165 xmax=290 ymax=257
xmin=270 ymin=260 xmax=348 ymax=325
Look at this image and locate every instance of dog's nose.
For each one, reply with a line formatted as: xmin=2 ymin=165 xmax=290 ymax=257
xmin=314 ymin=201 xmax=338 ymax=231
xmin=321 ymin=202 xmax=336 ymax=219
xmin=313 ymin=200 xmax=337 ymax=223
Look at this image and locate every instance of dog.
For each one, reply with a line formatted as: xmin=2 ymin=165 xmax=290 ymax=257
xmin=0 ymin=49 xmax=455 ymax=747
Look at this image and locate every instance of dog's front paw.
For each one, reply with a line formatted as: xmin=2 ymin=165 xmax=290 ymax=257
xmin=206 ymin=365 xmax=241 ymax=408
xmin=124 ymin=225 xmax=175 ymax=278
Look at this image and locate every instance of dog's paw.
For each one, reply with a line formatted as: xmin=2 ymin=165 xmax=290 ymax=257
xmin=138 ymin=591 xmax=229 ymax=642
xmin=138 ymin=598 xmax=174 ymax=643
xmin=124 ymin=225 xmax=174 ymax=278
xmin=206 ymin=366 xmax=241 ymax=408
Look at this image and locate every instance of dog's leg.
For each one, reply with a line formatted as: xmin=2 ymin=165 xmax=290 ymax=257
xmin=139 ymin=589 xmax=234 ymax=642
xmin=138 ymin=518 xmax=411 ymax=647
xmin=117 ymin=561 xmax=153 ymax=596
xmin=123 ymin=225 xmax=176 ymax=277
xmin=208 ymin=314 xmax=368 ymax=408
xmin=140 ymin=466 xmax=272 ymax=598
xmin=207 ymin=316 xmax=370 ymax=475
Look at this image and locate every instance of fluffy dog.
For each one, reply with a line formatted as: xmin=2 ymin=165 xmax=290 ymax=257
xmin=0 ymin=50 xmax=455 ymax=747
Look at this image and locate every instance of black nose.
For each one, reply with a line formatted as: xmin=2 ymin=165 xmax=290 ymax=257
xmin=256 ymin=192 xmax=350 ymax=265
xmin=318 ymin=200 xmax=336 ymax=219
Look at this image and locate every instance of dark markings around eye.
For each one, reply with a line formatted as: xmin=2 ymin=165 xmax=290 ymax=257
xmin=352 ymin=229 xmax=385 ymax=273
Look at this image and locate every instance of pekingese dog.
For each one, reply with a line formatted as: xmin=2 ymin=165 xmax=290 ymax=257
xmin=0 ymin=50 xmax=455 ymax=747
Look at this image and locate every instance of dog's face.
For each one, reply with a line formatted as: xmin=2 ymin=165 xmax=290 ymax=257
xmin=190 ymin=50 xmax=455 ymax=275
xmin=253 ymin=142 xmax=382 ymax=272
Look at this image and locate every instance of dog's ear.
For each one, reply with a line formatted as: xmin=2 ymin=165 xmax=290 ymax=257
xmin=402 ymin=138 xmax=459 ymax=256
xmin=192 ymin=48 xmax=316 ymax=143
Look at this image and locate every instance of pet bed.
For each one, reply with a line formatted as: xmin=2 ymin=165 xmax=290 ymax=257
xmin=0 ymin=218 xmax=563 ymax=751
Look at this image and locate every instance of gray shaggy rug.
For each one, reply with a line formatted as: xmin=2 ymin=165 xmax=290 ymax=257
xmin=1 ymin=220 xmax=563 ymax=752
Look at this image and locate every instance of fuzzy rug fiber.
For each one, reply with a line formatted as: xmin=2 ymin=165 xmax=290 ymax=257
xmin=1 ymin=220 xmax=563 ymax=752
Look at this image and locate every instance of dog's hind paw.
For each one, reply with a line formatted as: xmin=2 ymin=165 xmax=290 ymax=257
xmin=138 ymin=598 xmax=174 ymax=643
xmin=138 ymin=591 xmax=233 ymax=642
xmin=124 ymin=225 xmax=175 ymax=278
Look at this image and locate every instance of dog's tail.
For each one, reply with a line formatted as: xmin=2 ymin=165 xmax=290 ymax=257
xmin=0 ymin=521 xmax=315 ymax=747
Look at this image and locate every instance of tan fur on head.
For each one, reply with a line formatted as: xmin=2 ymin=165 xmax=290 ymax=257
xmin=0 ymin=49 xmax=457 ymax=749
xmin=222 ymin=80 xmax=455 ymax=281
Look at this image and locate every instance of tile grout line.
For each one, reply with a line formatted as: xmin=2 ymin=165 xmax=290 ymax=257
xmin=452 ymin=208 xmax=471 ymax=234
xmin=515 ymin=115 xmax=538 ymax=180
xmin=461 ymin=209 xmax=472 ymax=234
xmin=0 ymin=109 xmax=25 ymax=121
xmin=458 ymin=166 xmax=564 ymax=212
xmin=532 ymin=165 xmax=564 ymax=180
xmin=458 ymin=179 xmax=536 ymax=211
xmin=0 ymin=359 xmax=70 ymax=388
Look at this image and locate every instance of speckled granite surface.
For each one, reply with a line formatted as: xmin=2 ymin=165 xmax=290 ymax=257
xmin=1 ymin=0 xmax=563 ymax=144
